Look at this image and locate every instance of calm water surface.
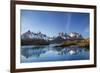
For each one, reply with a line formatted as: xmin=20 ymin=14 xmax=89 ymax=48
xmin=21 ymin=45 xmax=89 ymax=63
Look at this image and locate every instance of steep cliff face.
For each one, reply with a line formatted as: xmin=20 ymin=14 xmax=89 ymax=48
xmin=68 ymin=32 xmax=83 ymax=39
xmin=21 ymin=30 xmax=48 ymax=40
xmin=21 ymin=30 xmax=84 ymax=45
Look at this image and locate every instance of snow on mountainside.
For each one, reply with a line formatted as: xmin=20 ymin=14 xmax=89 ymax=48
xmin=68 ymin=32 xmax=83 ymax=39
xmin=21 ymin=30 xmax=48 ymax=40
xmin=57 ymin=32 xmax=83 ymax=40
xmin=21 ymin=30 xmax=83 ymax=41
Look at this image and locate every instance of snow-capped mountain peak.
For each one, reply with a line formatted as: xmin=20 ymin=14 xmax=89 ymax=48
xmin=21 ymin=30 xmax=48 ymax=40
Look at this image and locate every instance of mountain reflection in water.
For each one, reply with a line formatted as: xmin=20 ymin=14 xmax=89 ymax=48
xmin=21 ymin=45 xmax=89 ymax=63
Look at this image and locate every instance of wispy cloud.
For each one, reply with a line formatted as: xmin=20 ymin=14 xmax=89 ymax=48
xmin=65 ymin=13 xmax=72 ymax=33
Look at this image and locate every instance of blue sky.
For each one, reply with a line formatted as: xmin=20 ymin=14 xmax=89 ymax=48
xmin=21 ymin=10 xmax=89 ymax=38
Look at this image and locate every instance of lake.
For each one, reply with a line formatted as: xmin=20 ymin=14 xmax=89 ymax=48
xmin=21 ymin=45 xmax=89 ymax=63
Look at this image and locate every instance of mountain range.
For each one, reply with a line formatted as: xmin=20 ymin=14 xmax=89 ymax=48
xmin=21 ymin=30 xmax=84 ymax=45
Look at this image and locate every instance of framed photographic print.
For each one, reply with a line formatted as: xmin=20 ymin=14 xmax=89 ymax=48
xmin=11 ymin=0 xmax=97 ymax=73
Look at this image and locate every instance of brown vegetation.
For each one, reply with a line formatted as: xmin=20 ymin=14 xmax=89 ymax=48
xmin=55 ymin=39 xmax=89 ymax=49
